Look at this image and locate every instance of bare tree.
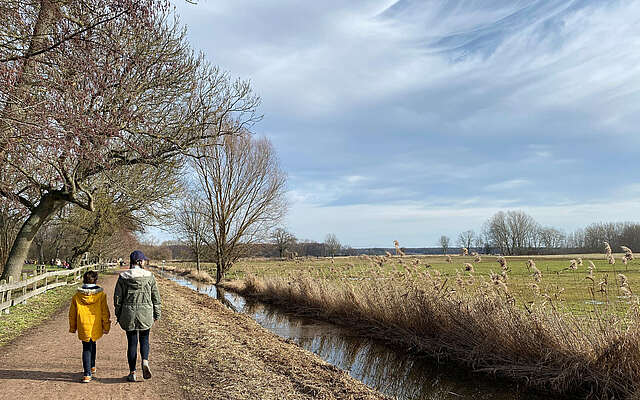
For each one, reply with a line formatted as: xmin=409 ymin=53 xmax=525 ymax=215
xmin=457 ymin=230 xmax=476 ymax=252
xmin=439 ymin=235 xmax=450 ymax=254
xmin=173 ymin=193 xmax=208 ymax=273
xmin=193 ymin=134 xmax=287 ymax=283
xmin=538 ymin=227 xmax=566 ymax=249
xmin=484 ymin=210 xmax=539 ymax=255
xmin=324 ymin=233 xmax=341 ymax=257
xmin=0 ymin=7 xmax=260 ymax=280
xmin=271 ymin=227 xmax=297 ymax=258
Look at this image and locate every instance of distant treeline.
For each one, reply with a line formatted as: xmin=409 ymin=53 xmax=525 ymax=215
xmin=139 ymin=217 xmax=640 ymax=262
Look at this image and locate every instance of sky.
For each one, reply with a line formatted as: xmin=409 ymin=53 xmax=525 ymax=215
xmin=162 ymin=0 xmax=640 ymax=248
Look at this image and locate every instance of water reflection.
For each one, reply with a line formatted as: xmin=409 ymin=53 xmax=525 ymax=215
xmin=161 ymin=272 xmax=542 ymax=400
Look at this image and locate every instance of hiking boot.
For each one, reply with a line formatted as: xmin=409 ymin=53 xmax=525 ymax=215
xmin=127 ymin=372 xmax=136 ymax=382
xmin=91 ymin=367 xmax=96 ymax=375
xmin=81 ymin=375 xmax=92 ymax=383
xmin=142 ymin=361 xmax=152 ymax=380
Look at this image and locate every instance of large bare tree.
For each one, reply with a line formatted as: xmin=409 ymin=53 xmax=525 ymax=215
xmin=483 ymin=211 xmax=539 ymax=255
xmin=0 ymin=6 xmax=260 ymax=280
xmin=439 ymin=235 xmax=450 ymax=255
xmin=457 ymin=230 xmax=476 ymax=251
xmin=193 ymin=134 xmax=287 ymax=283
xmin=271 ymin=227 xmax=297 ymax=258
xmin=324 ymin=234 xmax=341 ymax=257
xmin=173 ymin=192 xmax=208 ymax=273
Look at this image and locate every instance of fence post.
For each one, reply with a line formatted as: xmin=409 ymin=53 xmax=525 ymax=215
xmin=44 ymin=267 xmax=48 ymax=292
xmin=5 ymin=276 xmax=13 ymax=313
xmin=22 ymin=273 xmax=27 ymax=304
xmin=1 ymin=279 xmax=5 ymax=309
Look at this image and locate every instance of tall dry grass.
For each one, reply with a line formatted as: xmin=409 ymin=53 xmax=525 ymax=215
xmin=224 ymin=265 xmax=640 ymax=399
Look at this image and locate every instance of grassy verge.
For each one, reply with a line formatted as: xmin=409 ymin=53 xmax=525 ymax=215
xmin=156 ymin=277 xmax=385 ymax=400
xmin=0 ymin=284 xmax=77 ymax=346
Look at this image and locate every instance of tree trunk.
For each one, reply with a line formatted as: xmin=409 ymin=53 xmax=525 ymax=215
xmin=0 ymin=195 xmax=65 ymax=281
xmin=196 ymin=248 xmax=200 ymax=274
xmin=216 ymin=263 xmax=223 ymax=284
xmin=216 ymin=254 xmax=225 ymax=284
xmin=38 ymin=244 xmax=44 ymax=265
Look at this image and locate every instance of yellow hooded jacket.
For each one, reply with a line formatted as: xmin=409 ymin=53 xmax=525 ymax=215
xmin=69 ymin=285 xmax=111 ymax=342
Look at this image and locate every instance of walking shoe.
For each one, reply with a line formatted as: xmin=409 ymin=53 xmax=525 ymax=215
xmin=91 ymin=367 xmax=96 ymax=375
xmin=142 ymin=360 xmax=152 ymax=380
xmin=127 ymin=372 xmax=136 ymax=382
xmin=81 ymin=375 xmax=92 ymax=383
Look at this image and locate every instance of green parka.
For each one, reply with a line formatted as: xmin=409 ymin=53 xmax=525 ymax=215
xmin=114 ymin=267 xmax=161 ymax=331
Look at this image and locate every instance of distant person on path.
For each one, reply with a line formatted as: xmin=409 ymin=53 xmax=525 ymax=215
xmin=68 ymin=270 xmax=111 ymax=383
xmin=114 ymin=250 xmax=161 ymax=382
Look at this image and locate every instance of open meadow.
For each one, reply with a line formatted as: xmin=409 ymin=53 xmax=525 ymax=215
xmin=175 ymin=253 xmax=639 ymax=315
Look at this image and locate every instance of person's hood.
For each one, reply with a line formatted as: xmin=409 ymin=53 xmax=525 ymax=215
xmin=76 ymin=285 xmax=103 ymax=305
xmin=120 ymin=268 xmax=153 ymax=290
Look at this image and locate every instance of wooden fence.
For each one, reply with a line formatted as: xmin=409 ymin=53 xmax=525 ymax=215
xmin=0 ymin=263 xmax=116 ymax=314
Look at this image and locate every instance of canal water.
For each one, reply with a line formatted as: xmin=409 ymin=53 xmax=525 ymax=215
xmin=161 ymin=272 xmax=543 ymax=400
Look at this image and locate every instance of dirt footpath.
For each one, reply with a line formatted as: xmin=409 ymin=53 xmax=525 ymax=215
xmin=155 ymin=278 xmax=386 ymax=400
xmin=0 ymin=270 xmax=181 ymax=400
xmin=0 ymin=269 xmax=386 ymax=399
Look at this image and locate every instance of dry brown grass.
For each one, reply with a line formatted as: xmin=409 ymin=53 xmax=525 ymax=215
xmin=223 ymin=266 xmax=640 ymax=399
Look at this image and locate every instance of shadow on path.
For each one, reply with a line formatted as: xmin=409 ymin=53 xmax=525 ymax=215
xmin=0 ymin=369 xmax=127 ymax=384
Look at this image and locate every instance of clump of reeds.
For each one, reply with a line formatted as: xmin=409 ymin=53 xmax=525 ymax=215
xmin=471 ymin=252 xmax=481 ymax=262
xmin=393 ymin=240 xmax=405 ymax=256
xmin=461 ymin=247 xmax=469 ymax=256
xmin=464 ymin=263 xmax=474 ymax=272
xmin=568 ymin=259 xmax=578 ymax=271
xmin=586 ymin=261 xmax=595 ymax=282
xmin=445 ymin=255 xmax=452 ymax=263
xmin=529 ymin=261 xmax=542 ymax=283
xmin=526 ymin=259 xmax=535 ymax=271
xmin=604 ymin=242 xmax=616 ymax=264
xmin=618 ymin=273 xmax=633 ymax=297
xmin=622 ymin=246 xmax=634 ymax=262
xmin=187 ymin=269 xmax=215 ymax=284
xmin=577 ymin=257 xmax=583 ymax=267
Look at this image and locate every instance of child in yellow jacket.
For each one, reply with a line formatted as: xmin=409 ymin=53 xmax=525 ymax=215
xmin=69 ymin=270 xmax=111 ymax=383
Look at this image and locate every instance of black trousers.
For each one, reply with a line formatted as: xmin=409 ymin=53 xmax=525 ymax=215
xmin=126 ymin=330 xmax=150 ymax=372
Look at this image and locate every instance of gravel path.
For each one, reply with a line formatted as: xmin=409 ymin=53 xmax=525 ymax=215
xmin=0 ymin=269 xmax=180 ymax=400
xmin=0 ymin=269 xmax=386 ymax=400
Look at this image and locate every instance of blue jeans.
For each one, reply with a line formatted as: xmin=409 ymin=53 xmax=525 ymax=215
xmin=82 ymin=340 xmax=96 ymax=376
xmin=126 ymin=330 xmax=150 ymax=372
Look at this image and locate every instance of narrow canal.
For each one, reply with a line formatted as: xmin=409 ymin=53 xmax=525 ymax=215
xmin=161 ymin=272 xmax=542 ymax=400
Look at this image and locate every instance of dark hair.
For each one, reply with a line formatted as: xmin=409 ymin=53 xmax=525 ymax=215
xmin=83 ymin=270 xmax=99 ymax=285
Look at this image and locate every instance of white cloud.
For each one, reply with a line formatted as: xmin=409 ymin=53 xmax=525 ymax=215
xmin=484 ymin=179 xmax=531 ymax=192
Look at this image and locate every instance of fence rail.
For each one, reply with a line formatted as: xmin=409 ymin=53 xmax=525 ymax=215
xmin=0 ymin=263 xmax=117 ymax=314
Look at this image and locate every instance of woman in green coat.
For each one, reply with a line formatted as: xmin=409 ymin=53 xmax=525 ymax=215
xmin=114 ymin=250 xmax=161 ymax=382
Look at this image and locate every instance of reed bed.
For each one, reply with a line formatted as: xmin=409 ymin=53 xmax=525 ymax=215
xmin=222 ymin=265 xmax=640 ymax=399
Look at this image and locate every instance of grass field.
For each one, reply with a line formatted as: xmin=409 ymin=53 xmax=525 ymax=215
xmin=174 ymin=253 xmax=638 ymax=315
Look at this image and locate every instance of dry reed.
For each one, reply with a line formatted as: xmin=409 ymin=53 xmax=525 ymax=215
xmin=226 ymin=266 xmax=640 ymax=399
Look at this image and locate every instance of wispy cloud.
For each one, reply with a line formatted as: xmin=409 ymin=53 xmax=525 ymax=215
xmin=484 ymin=179 xmax=531 ymax=192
